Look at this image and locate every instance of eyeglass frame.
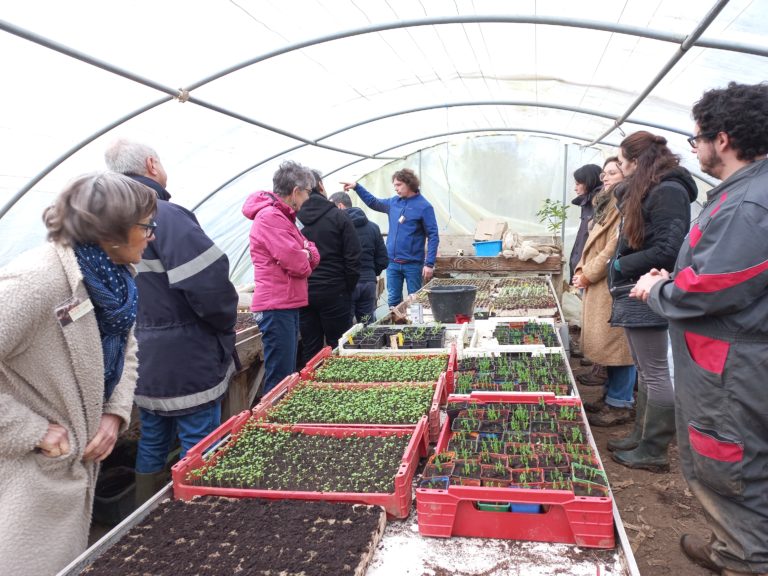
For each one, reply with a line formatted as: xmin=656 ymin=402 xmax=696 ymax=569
xmin=599 ymin=166 xmax=624 ymax=181
xmin=687 ymin=131 xmax=720 ymax=149
xmin=135 ymin=220 xmax=158 ymax=238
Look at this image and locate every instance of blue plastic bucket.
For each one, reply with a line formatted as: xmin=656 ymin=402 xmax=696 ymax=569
xmin=473 ymin=240 xmax=502 ymax=256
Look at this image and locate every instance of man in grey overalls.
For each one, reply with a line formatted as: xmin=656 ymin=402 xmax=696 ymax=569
xmin=632 ymin=82 xmax=768 ymax=575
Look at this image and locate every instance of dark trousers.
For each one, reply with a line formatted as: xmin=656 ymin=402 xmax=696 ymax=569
xmin=351 ymin=280 xmax=378 ymax=324
xmin=300 ymin=288 xmax=352 ymax=366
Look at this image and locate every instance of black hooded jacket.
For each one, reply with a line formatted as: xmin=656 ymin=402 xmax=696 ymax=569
xmin=609 ymin=167 xmax=698 ymax=327
xmin=298 ymin=192 xmax=361 ymax=293
xmin=346 ymin=207 xmax=388 ymax=283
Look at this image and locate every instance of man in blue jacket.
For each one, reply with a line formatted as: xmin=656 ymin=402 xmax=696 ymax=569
xmin=105 ymin=139 xmax=238 ymax=505
xmin=329 ymin=190 xmax=388 ymax=323
xmin=342 ymin=168 xmax=439 ymax=307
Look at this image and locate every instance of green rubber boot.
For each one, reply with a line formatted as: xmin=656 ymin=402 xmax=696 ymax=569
xmin=134 ymin=471 xmax=167 ymax=507
xmin=606 ymin=382 xmax=646 ymax=452
xmin=611 ymin=402 xmax=676 ymax=473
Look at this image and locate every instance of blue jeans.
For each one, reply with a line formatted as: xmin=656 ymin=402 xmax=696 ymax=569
xmin=351 ymin=281 xmax=378 ymax=324
xmin=604 ymin=365 xmax=637 ymax=408
xmin=135 ymin=402 xmax=221 ymax=473
xmin=386 ymin=262 xmax=423 ymax=307
xmin=259 ymin=308 xmax=300 ymax=394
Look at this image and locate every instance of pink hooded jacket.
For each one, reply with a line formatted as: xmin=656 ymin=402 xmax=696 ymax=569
xmin=242 ymin=191 xmax=320 ymax=311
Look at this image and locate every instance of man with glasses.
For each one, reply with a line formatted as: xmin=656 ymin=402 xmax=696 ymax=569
xmin=631 ymin=82 xmax=768 ymax=575
xmin=105 ymin=139 xmax=238 ymax=506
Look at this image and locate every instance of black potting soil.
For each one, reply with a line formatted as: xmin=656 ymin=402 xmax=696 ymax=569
xmin=81 ymin=497 xmax=384 ymax=576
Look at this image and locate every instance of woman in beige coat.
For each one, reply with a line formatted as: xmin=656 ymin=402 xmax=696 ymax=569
xmin=0 ymin=172 xmax=156 ymax=575
xmin=573 ymin=158 xmax=636 ymax=427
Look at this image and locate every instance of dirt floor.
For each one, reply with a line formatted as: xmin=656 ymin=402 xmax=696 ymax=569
xmin=570 ymin=353 xmax=716 ymax=576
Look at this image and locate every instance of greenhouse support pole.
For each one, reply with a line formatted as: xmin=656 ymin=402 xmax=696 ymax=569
xmin=562 ymin=144 xmax=568 ymax=248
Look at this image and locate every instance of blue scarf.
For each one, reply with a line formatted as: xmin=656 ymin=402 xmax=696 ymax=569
xmin=74 ymin=243 xmax=138 ymax=401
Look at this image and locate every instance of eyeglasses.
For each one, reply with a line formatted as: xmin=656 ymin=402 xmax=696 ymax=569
xmin=135 ymin=220 xmax=158 ymax=238
xmin=687 ymin=132 xmax=719 ymax=148
xmin=600 ymin=169 xmax=623 ymax=181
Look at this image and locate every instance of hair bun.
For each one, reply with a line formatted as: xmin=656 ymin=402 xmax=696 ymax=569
xmin=654 ymin=135 xmax=667 ymax=145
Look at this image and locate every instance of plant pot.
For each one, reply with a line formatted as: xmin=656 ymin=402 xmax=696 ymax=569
xmin=571 ymin=463 xmax=608 ymax=487
xmin=93 ymin=465 xmax=137 ymax=526
xmin=530 ymin=420 xmax=559 ymax=434
xmin=509 ymin=467 xmax=544 ymax=485
xmin=503 ymin=430 xmax=530 ymax=443
xmin=479 ymin=421 xmax=505 ymax=434
xmin=451 ymin=418 xmax=481 ymax=433
xmin=418 ymin=476 xmax=450 ymax=490
xmin=480 ymin=463 xmax=512 ymax=484
xmin=507 ymin=453 xmax=539 ymax=469
xmin=573 ymin=480 xmax=610 ymax=498
xmin=530 ymin=432 xmax=560 ymax=446
xmin=422 ymin=461 xmax=455 ymax=478
xmin=426 ymin=285 xmax=477 ymax=323
xmin=477 ymin=501 xmax=511 ymax=512
xmin=452 ymin=459 xmax=481 ymax=481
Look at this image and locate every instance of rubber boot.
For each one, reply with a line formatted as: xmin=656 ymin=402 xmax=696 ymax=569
xmin=611 ymin=402 xmax=676 ymax=472
xmin=607 ymin=383 xmax=646 ymax=452
xmin=135 ymin=471 xmax=167 ymax=507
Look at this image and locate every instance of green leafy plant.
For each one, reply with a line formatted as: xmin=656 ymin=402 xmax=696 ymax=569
xmin=536 ymin=198 xmax=569 ymax=235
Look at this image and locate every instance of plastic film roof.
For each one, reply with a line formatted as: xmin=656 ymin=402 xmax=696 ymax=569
xmin=1 ymin=0 xmax=767 ymax=279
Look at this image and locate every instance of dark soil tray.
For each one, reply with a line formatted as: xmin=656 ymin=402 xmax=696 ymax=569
xmin=80 ymin=497 xmax=385 ymax=576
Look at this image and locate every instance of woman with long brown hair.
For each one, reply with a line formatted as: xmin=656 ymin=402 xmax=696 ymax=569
xmin=607 ymin=131 xmax=697 ymax=472
xmin=573 ymin=157 xmax=636 ymax=427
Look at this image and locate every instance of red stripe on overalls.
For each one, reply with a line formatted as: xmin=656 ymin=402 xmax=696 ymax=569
xmin=675 ymin=259 xmax=768 ymax=293
xmin=689 ymin=193 xmax=727 ymax=249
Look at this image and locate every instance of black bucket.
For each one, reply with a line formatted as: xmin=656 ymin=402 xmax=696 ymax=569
xmin=427 ymin=285 xmax=477 ymax=323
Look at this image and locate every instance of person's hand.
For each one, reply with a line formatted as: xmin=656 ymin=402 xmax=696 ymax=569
xmin=36 ymin=423 xmax=70 ymax=458
xmin=422 ymin=266 xmax=434 ymax=282
xmin=82 ymin=414 xmax=122 ymax=462
xmin=340 ymin=181 xmax=357 ymax=191
xmin=572 ymin=273 xmax=590 ymax=289
xmin=302 ymin=249 xmax=311 ymax=260
xmin=630 ymin=268 xmax=669 ymax=302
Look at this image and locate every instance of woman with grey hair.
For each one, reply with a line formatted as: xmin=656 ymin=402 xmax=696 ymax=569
xmin=0 ymin=171 xmax=156 ymax=575
xmin=242 ymin=160 xmax=320 ymax=394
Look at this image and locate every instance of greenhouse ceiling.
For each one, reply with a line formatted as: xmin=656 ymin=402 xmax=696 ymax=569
xmin=1 ymin=0 xmax=767 ymax=270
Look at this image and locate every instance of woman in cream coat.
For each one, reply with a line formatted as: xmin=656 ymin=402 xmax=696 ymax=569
xmin=0 ymin=172 xmax=156 ymax=575
xmin=573 ymin=158 xmax=636 ymax=427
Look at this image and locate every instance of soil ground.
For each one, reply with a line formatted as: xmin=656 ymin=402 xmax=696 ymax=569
xmin=569 ymin=348 xmax=716 ymax=576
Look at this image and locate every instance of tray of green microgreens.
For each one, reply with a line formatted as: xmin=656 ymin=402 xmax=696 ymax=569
xmin=302 ymin=352 xmax=448 ymax=383
xmin=252 ymin=373 xmax=447 ymax=441
xmin=172 ymin=411 xmax=428 ymax=518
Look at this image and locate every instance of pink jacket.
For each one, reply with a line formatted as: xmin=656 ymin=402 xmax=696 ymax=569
xmin=242 ymin=191 xmax=320 ymax=311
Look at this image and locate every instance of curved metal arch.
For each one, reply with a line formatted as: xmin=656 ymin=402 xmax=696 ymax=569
xmin=321 ymin=128 xmax=720 ymax=188
xmin=193 ymin=99 xmax=695 ymax=211
xmin=186 ymin=14 xmax=768 ymax=92
xmin=0 ymin=13 xmax=754 ymax=218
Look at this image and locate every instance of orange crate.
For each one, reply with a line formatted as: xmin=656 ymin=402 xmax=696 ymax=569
xmin=253 ymin=373 xmax=446 ymax=443
xmin=416 ymin=394 xmax=614 ymax=548
xmin=172 ymin=412 xmax=428 ymax=519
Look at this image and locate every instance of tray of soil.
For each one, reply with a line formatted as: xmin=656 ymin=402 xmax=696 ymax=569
xmin=488 ymin=277 xmax=559 ymax=317
xmin=415 ymin=394 xmax=613 ymax=547
xmin=340 ymin=324 xmax=450 ymax=352
xmin=173 ymin=412 xmax=428 ymax=518
xmin=452 ymin=351 xmax=573 ymax=396
xmin=253 ymin=372 xmax=446 ymax=443
xmin=76 ymin=497 xmax=386 ymax=576
xmin=302 ymin=346 xmax=451 ymax=383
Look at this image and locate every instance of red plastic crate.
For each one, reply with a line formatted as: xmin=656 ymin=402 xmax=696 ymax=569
xmin=300 ymin=344 xmax=456 ymax=383
xmin=253 ymin=372 xmax=447 ymax=443
xmin=416 ymin=394 xmax=614 ymax=548
xmin=172 ymin=413 xmax=428 ymax=519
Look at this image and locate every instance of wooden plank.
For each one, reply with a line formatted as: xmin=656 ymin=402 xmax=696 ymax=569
xmin=434 ymin=254 xmax=562 ymax=273
xmin=354 ymin=506 xmax=388 ymax=576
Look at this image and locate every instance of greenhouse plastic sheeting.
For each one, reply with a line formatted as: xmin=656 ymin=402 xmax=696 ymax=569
xmin=1 ymin=0 xmax=766 ymax=281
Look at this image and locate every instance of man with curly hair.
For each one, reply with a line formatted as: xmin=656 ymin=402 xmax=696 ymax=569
xmin=632 ymin=82 xmax=768 ymax=575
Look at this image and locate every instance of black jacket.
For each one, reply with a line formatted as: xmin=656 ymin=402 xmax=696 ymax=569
xmin=569 ymin=189 xmax=598 ymax=281
xmin=346 ymin=207 xmax=388 ymax=283
xmin=609 ymin=168 xmax=698 ymax=328
xmin=128 ymin=175 xmax=238 ymax=416
xmin=298 ymin=192 xmax=361 ymax=293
